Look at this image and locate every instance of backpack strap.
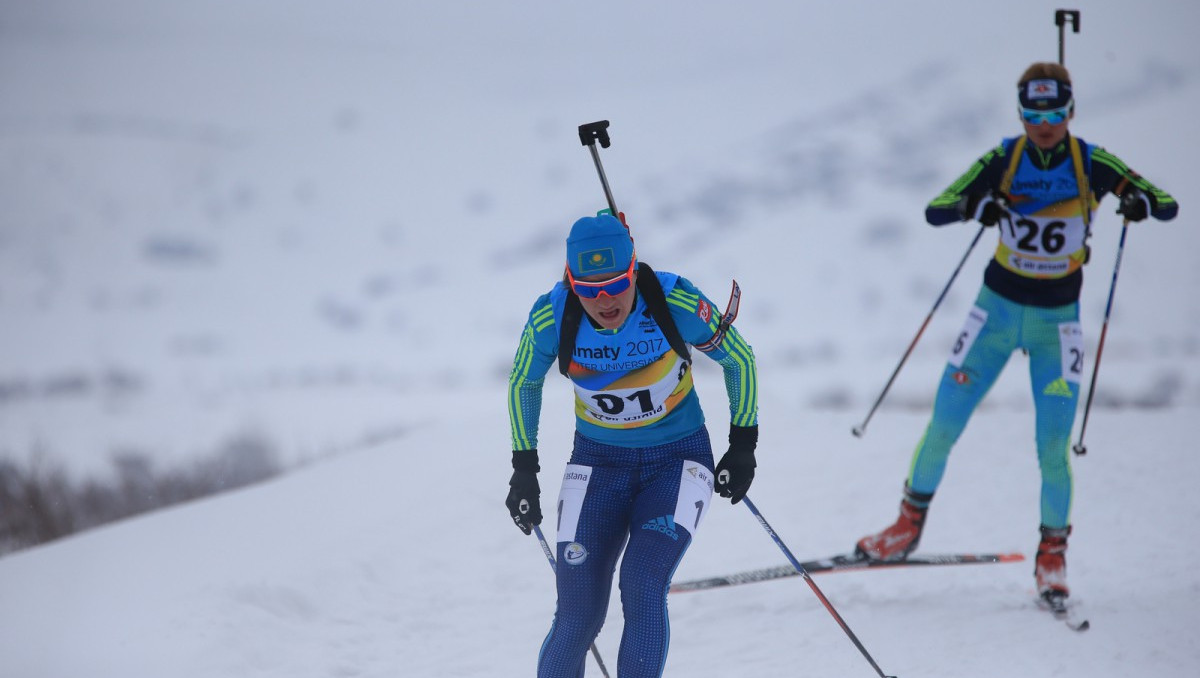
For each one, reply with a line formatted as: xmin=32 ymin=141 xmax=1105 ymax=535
xmin=1075 ymin=136 xmax=1094 ymax=231
xmin=1001 ymin=135 xmax=1094 ymax=264
xmin=556 ymin=262 xmax=690 ymax=377
xmin=1067 ymin=136 xmax=1093 ymax=264
xmin=635 ymin=263 xmax=691 ymax=365
xmin=999 ymin=136 xmax=1026 ymax=198
xmin=557 ymin=289 xmax=584 ymax=377
xmin=1002 ymin=135 xmax=1091 ymax=219
xmin=1068 ymin=136 xmax=1091 ymax=230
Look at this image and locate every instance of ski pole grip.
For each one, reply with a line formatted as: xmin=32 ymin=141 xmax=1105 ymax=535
xmin=579 ymin=120 xmax=612 ymax=149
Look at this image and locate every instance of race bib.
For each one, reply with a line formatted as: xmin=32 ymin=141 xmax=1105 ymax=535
xmin=556 ymin=464 xmax=592 ymax=543
xmin=672 ymin=460 xmax=714 ymax=535
xmin=573 ymin=353 xmax=691 ymax=428
xmin=1058 ymin=322 xmax=1084 ymax=383
xmin=994 ymin=214 xmax=1089 ymax=279
xmin=949 ymin=307 xmax=988 ymax=368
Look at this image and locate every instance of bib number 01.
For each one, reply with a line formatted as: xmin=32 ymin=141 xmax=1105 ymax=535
xmin=592 ymin=389 xmax=654 ymax=415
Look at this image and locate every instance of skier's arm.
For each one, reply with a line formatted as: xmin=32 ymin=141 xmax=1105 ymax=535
xmin=1089 ymin=146 xmax=1179 ymax=221
xmin=926 ymin=142 xmax=1009 ymax=226
xmin=508 ymin=295 xmax=558 ymax=451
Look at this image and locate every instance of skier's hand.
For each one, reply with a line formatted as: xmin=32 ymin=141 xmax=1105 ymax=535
xmin=976 ymin=199 xmax=1005 ymax=227
xmin=1117 ymin=189 xmax=1150 ymax=222
xmin=505 ymin=449 xmax=542 ymax=534
xmin=960 ymin=193 xmax=1006 ymax=227
xmin=714 ymin=425 xmax=758 ymax=504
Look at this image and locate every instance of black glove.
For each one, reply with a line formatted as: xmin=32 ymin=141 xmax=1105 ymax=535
xmin=505 ymin=449 xmax=542 ymax=535
xmin=959 ymin=193 xmax=1005 ymax=226
xmin=714 ymin=425 xmax=757 ymax=504
xmin=1117 ymin=189 xmax=1150 ymax=222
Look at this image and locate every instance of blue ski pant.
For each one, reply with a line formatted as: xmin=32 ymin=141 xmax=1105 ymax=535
xmin=906 ymin=285 xmax=1082 ymax=529
xmin=537 ymin=427 xmax=715 ymax=678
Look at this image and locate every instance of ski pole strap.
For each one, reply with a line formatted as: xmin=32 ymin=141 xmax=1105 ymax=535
xmin=695 ymin=280 xmax=741 ymax=354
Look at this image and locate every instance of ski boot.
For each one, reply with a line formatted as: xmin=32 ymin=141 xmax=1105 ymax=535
xmin=1036 ymin=525 xmax=1071 ymax=604
xmin=855 ymin=486 xmax=934 ymax=562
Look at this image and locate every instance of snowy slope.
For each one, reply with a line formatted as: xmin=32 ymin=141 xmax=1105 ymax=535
xmin=1 ymin=1 xmax=1198 ymax=676
xmin=0 ymin=403 xmax=1197 ymax=677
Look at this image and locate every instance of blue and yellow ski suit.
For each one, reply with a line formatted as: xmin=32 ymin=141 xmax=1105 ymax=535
xmin=508 ymin=270 xmax=758 ymax=678
xmin=912 ymin=134 xmax=1178 ymax=528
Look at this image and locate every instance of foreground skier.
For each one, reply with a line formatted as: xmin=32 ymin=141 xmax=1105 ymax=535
xmin=506 ymin=213 xmax=759 ymax=677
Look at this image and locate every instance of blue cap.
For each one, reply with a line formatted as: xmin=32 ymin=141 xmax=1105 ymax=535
xmin=566 ymin=214 xmax=634 ymax=278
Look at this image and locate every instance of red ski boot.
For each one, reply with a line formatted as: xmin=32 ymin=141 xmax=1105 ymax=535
xmin=1036 ymin=525 xmax=1071 ymax=601
xmin=855 ymin=488 xmax=933 ymax=562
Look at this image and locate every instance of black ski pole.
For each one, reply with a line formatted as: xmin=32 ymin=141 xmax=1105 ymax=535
xmin=1073 ymin=217 xmax=1130 ymax=456
xmin=532 ymin=526 xmax=612 ymax=678
xmin=578 ymin=120 xmax=620 ymax=218
xmin=852 ymin=224 xmax=987 ymax=437
xmin=1055 ymin=10 xmax=1081 ymax=65
xmin=742 ymin=497 xmax=898 ymax=678
xmin=1054 ymin=6 xmax=1104 ymax=455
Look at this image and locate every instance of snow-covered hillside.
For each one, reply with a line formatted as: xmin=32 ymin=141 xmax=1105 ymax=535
xmin=1 ymin=1 xmax=1198 ymax=676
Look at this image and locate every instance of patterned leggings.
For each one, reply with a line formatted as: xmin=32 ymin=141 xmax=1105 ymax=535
xmin=537 ymin=427 xmax=715 ymax=678
xmin=906 ymin=285 xmax=1082 ymax=529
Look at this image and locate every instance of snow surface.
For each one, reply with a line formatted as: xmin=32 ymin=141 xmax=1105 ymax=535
xmin=1 ymin=1 xmax=1198 ymax=676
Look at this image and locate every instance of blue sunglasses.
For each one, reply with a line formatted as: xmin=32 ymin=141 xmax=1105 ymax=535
xmin=1020 ymin=103 xmax=1072 ymax=125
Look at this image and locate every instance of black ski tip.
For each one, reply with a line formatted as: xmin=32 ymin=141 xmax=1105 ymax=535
xmin=1038 ymin=591 xmax=1089 ymax=631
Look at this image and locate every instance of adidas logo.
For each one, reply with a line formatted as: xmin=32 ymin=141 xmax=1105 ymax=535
xmin=1042 ymin=378 xmax=1075 ymax=398
xmin=641 ymin=515 xmax=680 ymax=541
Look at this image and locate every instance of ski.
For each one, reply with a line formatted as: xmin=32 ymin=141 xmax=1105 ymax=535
xmin=1037 ymin=593 xmax=1090 ymax=632
xmin=670 ymin=552 xmax=1025 ymax=593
